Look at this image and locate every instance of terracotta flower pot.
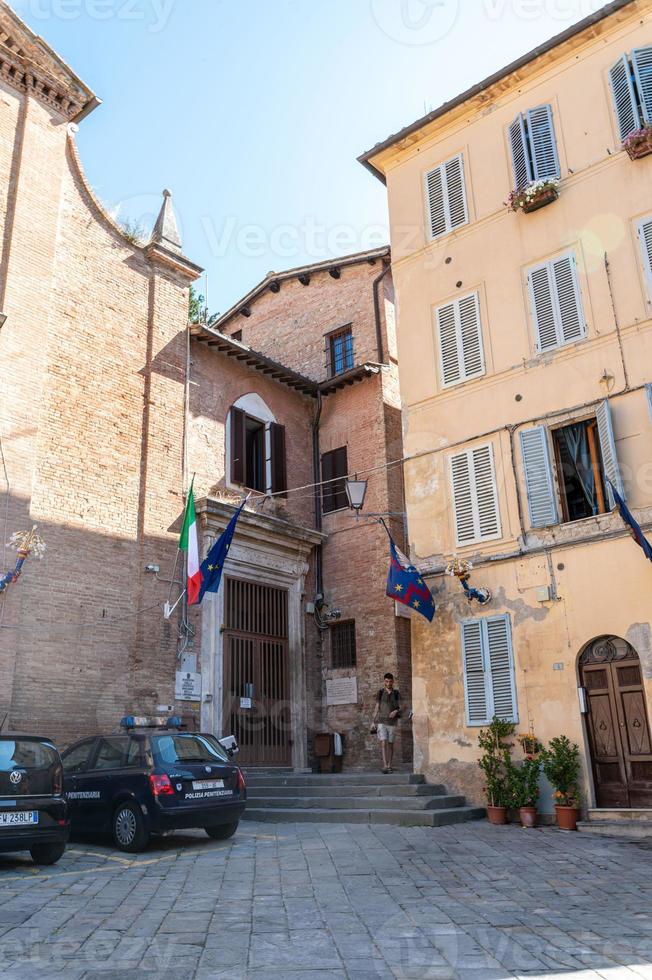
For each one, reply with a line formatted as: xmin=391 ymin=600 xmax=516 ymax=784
xmin=521 ymin=186 xmax=559 ymax=213
xmin=625 ymin=139 xmax=652 ymax=160
xmin=555 ymin=805 xmax=579 ymax=831
xmin=486 ymin=805 xmax=507 ymax=826
xmin=519 ymin=806 xmax=537 ymax=828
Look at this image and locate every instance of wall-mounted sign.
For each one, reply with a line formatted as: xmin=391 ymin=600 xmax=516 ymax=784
xmin=175 ymin=671 xmax=201 ymax=701
xmin=326 ymin=676 xmax=358 ymax=706
xmin=239 ymin=697 xmax=253 ymax=709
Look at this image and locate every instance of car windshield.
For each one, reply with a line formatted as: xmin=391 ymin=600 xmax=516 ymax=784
xmin=151 ymin=734 xmax=229 ymax=767
xmin=0 ymin=740 xmax=58 ymax=771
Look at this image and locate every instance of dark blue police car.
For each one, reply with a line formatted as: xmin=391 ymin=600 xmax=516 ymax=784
xmin=61 ymin=717 xmax=246 ymax=852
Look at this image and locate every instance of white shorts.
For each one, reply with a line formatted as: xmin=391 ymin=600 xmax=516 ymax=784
xmin=377 ymin=724 xmax=396 ymax=743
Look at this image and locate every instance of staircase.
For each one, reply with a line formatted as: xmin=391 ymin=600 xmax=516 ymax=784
xmin=242 ymin=769 xmax=485 ymax=827
xmin=578 ymin=808 xmax=652 ymax=839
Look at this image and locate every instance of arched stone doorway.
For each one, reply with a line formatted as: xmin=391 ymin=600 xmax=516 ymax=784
xmin=580 ymin=636 xmax=652 ymax=807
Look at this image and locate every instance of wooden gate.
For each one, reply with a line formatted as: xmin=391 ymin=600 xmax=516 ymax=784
xmin=222 ymin=578 xmax=291 ymax=767
xmin=581 ymin=636 xmax=652 ymax=807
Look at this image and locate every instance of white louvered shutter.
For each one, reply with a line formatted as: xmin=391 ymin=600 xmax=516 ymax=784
xmin=473 ymin=445 xmax=501 ymax=540
xmin=609 ymin=55 xmax=640 ymax=140
xmin=638 ymin=216 xmax=652 ymax=300
xmin=520 ymin=427 xmax=558 ymax=528
xmin=527 ymin=105 xmax=560 ymax=181
xmin=451 ymin=445 xmax=501 ymax=546
xmin=485 ymin=616 xmax=518 ymax=723
xmin=552 ymin=254 xmax=584 ymax=343
xmin=451 ymin=451 xmax=475 ymax=545
xmin=426 ymin=166 xmax=447 ymax=239
xmin=632 ymin=47 xmax=652 ymax=125
xmin=596 ymin=399 xmax=625 ymax=508
xmin=509 ymin=114 xmax=531 ymax=190
xmin=437 ymin=293 xmax=484 ymax=388
xmin=444 ymin=155 xmax=468 ymax=231
xmin=529 ymin=263 xmax=558 ymax=351
xmin=461 ymin=621 xmax=489 ymax=725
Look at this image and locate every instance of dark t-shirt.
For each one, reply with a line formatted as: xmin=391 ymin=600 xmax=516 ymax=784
xmin=377 ymin=688 xmax=400 ymax=726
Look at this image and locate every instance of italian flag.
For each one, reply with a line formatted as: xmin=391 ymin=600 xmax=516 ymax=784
xmin=180 ymin=480 xmax=202 ymax=605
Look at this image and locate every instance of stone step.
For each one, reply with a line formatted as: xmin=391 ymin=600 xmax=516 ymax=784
xmin=243 ymin=782 xmax=447 ymax=799
xmin=242 ymin=805 xmax=485 ymax=827
xmin=586 ymin=808 xmax=652 ymax=823
xmin=577 ymin=819 xmax=652 ymax=839
xmin=247 ymin=793 xmax=466 ymax=811
xmin=243 ymin=772 xmax=425 ymax=788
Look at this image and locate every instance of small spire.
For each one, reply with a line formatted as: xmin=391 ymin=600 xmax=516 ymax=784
xmin=150 ymin=188 xmax=182 ymax=254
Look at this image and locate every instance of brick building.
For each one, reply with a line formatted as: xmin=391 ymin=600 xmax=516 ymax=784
xmin=0 ymin=3 xmax=410 ymax=769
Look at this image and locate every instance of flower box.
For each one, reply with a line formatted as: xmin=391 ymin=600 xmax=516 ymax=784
xmin=508 ymin=179 xmax=560 ymax=214
xmin=624 ymin=130 xmax=652 ymax=160
xmin=521 ymin=187 xmax=559 ymax=213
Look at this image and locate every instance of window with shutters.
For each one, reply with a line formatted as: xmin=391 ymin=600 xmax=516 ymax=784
xmin=609 ymin=47 xmax=652 ymax=142
xmin=527 ymin=252 xmax=586 ymax=353
xmin=509 ymin=105 xmax=560 ymax=189
xmin=435 ymin=292 xmax=485 ymax=388
xmin=638 ymin=216 xmax=652 ymax=301
xmin=328 ymin=326 xmax=354 ymax=377
xmin=228 ymin=396 xmax=286 ymax=496
xmin=321 ymin=447 xmax=348 ymax=514
xmin=461 ymin=614 xmax=518 ymax=726
xmin=450 ymin=444 xmax=501 ymax=547
xmin=424 ymin=153 xmax=469 ymax=241
xmin=330 ymin=620 xmax=356 ymax=669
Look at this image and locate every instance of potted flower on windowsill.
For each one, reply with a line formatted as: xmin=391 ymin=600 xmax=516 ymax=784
xmin=541 ymin=735 xmax=582 ymax=831
xmin=623 ymin=125 xmax=652 ymax=161
xmin=478 ymin=717 xmax=515 ymax=825
xmin=508 ymin=756 xmax=541 ymax=828
xmin=507 ymin=178 xmax=560 ymax=214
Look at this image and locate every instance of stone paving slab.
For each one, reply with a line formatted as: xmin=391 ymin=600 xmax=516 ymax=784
xmin=0 ymin=822 xmax=651 ymax=977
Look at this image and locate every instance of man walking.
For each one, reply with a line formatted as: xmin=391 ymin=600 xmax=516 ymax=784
xmin=371 ymin=672 xmax=401 ymax=773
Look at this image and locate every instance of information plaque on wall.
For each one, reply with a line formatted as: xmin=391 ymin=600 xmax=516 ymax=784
xmin=175 ymin=671 xmax=202 ymax=701
xmin=326 ymin=676 xmax=358 ymax=706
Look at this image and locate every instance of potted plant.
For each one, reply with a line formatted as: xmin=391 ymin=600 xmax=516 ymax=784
xmin=478 ymin=717 xmax=515 ymax=825
xmin=507 ymin=178 xmax=560 ymax=214
xmin=541 ymin=736 xmax=582 ymax=831
xmin=508 ymin=756 xmax=540 ymax=828
xmin=623 ymin=125 xmax=652 ymax=161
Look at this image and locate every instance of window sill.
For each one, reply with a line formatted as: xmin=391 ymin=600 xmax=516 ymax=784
xmin=536 ymin=332 xmax=587 ymax=357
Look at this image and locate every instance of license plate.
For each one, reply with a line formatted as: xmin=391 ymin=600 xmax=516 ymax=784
xmin=0 ymin=811 xmax=38 ymax=827
xmin=192 ymin=779 xmax=224 ymax=791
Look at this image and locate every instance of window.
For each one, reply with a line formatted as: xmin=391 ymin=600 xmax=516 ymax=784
xmin=331 ymin=620 xmax=356 ymax=669
xmin=329 ymin=327 xmax=354 ymax=376
xmin=62 ymin=739 xmax=96 ymax=774
xmin=229 ymin=405 xmax=286 ymax=495
xmin=321 ymin=447 xmax=348 ymax=513
xmin=520 ymin=401 xmax=625 ymax=528
xmin=609 ymin=47 xmax=652 ymax=141
xmin=93 ymin=737 xmax=127 ymax=771
xmin=150 ymin=734 xmax=229 ymax=766
xmin=450 ymin=444 xmax=501 ymax=546
xmin=527 ymin=252 xmax=586 ymax=352
xmin=231 ymin=329 xmax=242 ymax=342
xmin=436 ymin=292 xmax=485 ymax=387
xmin=425 ymin=153 xmax=469 ymax=240
xmin=638 ymin=216 xmax=652 ymax=300
xmin=461 ymin=614 xmax=518 ymax=726
xmin=509 ymin=105 xmax=560 ymax=189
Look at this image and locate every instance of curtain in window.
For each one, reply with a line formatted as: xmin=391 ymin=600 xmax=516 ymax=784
xmin=557 ymin=423 xmax=597 ymax=514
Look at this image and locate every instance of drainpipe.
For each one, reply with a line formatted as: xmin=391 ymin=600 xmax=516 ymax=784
xmin=311 ymin=390 xmax=323 ymax=595
xmin=372 ymin=261 xmax=392 ymax=364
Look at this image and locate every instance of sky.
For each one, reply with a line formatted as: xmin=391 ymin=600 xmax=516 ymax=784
xmin=14 ymin=0 xmax=613 ymax=314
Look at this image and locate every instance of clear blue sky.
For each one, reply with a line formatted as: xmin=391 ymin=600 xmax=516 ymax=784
xmin=15 ymin=0 xmax=611 ymax=313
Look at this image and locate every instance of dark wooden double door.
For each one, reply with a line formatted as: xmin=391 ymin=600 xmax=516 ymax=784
xmin=581 ymin=637 xmax=652 ymax=807
xmin=222 ymin=577 xmax=291 ymax=767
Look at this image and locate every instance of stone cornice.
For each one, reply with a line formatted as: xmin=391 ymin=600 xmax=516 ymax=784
xmin=197 ymin=498 xmax=325 ymax=563
xmin=144 ymin=242 xmax=204 ymax=283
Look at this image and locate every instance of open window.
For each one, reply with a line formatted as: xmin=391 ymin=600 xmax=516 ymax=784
xmin=229 ymin=397 xmax=286 ymax=496
xmin=552 ymin=418 xmax=608 ymax=522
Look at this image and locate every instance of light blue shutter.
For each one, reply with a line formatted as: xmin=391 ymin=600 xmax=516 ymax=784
xmin=552 ymin=254 xmax=585 ymax=344
xmin=528 ymin=263 xmax=558 ymax=351
xmin=638 ymin=216 xmax=652 ymax=301
xmin=596 ymin=399 xmax=625 ymax=508
xmin=520 ymin=427 xmax=558 ymax=528
xmin=646 ymin=383 xmax=652 ymax=423
xmin=609 ymin=55 xmax=640 ymax=140
xmin=472 ymin=444 xmax=501 ymax=541
xmin=527 ymin=105 xmax=560 ymax=181
xmin=509 ymin=114 xmax=531 ymax=190
xmin=426 ymin=165 xmax=446 ymax=239
xmin=632 ymin=46 xmax=652 ymax=124
xmin=444 ymin=154 xmax=468 ymax=231
xmin=461 ymin=620 xmax=489 ymax=725
xmin=485 ymin=616 xmax=518 ymax=723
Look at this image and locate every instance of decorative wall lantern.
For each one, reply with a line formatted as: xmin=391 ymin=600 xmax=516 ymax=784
xmin=446 ymin=557 xmax=491 ymax=605
xmin=345 ymin=475 xmax=368 ymax=515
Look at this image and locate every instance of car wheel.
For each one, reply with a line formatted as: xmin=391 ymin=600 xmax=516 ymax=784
xmin=205 ymin=821 xmax=239 ymax=840
xmin=112 ymin=801 xmax=149 ymax=853
xmin=30 ymin=842 xmax=66 ymax=866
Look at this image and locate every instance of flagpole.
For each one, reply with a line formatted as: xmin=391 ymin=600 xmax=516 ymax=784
xmin=164 ymin=588 xmax=187 ymax=620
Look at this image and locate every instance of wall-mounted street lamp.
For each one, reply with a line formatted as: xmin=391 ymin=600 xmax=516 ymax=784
xmin=345 ymin=475 xmax=368 ymax=514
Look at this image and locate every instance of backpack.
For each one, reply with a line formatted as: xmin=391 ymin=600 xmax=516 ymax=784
xmin=377 ymin=688 xmax=401 ymax=719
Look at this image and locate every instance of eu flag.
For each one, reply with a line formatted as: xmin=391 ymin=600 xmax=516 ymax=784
xmin=198 ymin=501 xmax=246 ymax=603
xmin=386 ymin=538 xmax=435 ymax=622
xmin=608 ymin=480 xmax=652 ymax=563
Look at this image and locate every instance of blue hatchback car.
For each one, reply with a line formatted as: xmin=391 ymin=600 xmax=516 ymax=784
xmin=61 ymin=719 xmax=246 ymax=852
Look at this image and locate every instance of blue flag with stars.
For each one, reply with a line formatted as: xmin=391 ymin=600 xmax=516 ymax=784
xmin=608 ymin=480 xmax=652 ymax=563
xmin=198 ymin=501 xmax=246 ymax=603
xmin=386 ymin=537 xmax=435 ymax=623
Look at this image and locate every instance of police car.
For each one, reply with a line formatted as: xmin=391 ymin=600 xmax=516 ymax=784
xmin=61 ymin=717 xmax=246 ymax=852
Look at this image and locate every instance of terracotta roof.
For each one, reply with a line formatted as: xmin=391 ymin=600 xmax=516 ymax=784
xmin=359 ymin=0 xmax=638 ymax=183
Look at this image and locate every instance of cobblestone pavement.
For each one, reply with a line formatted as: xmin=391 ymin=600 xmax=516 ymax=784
xmin=1 ymin=821 xmax=652 ymax=979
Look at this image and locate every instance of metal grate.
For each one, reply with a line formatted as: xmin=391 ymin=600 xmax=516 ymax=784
xmin=225 ymin=578 xmax=288 ymax=638
xmin=331 ymin=620 xmax=356 ymax=669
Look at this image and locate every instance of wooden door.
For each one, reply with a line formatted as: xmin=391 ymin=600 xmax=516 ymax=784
xmin=581 ymin=637 xmax=652 ymax=808
xmin=222 ymin=578 xmax=291 ymax=767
